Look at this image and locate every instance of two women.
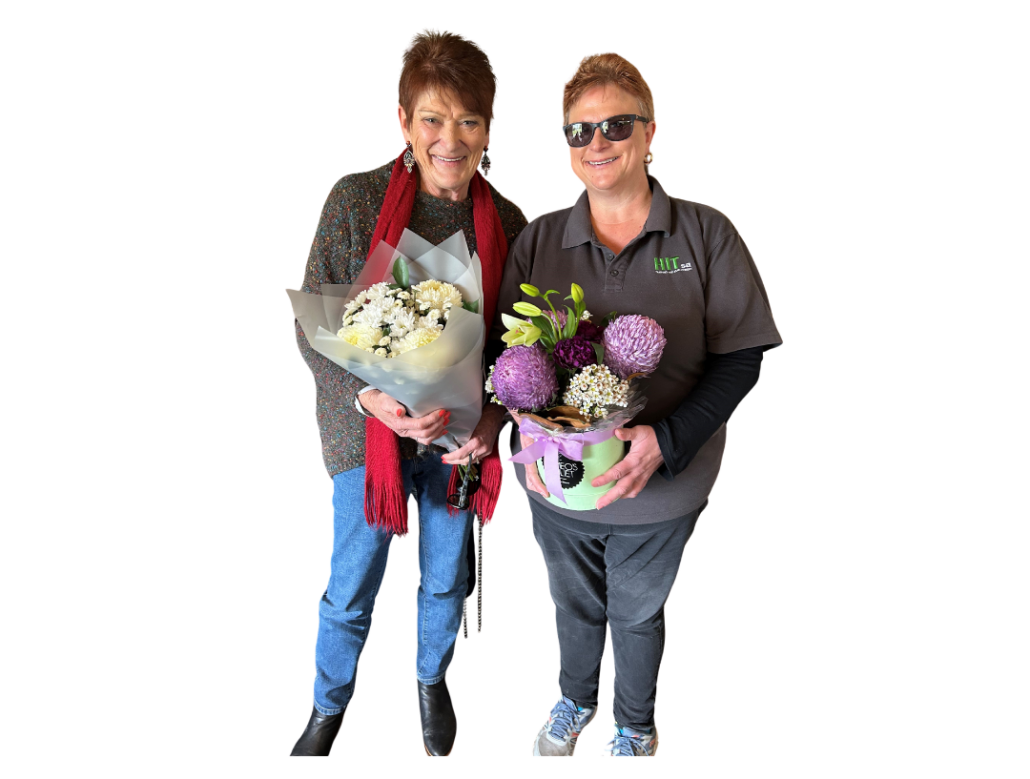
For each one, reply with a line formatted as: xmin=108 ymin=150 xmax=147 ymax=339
xmin=291 ymin=32 xmax=525 ymax=756
xmin=495 ymin=54 xmax=781 ymax=756
xmin=292 ymin=39 xmax=779 ymax=758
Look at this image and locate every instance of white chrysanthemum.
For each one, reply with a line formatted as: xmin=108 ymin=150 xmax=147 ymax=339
xmin=412 ymin=280 xmax=463 ymax=312
xmin=364 ymin=282 xmax=392 ymax=301
xmin=389 ymin=307 xmax=416 ymax=333
xmin=352 ymin=299 xmax=393 ymax=327
xmin=374 ymin=347 xmax=387 ymax=356
xmin=417 ymin=314 xmax=443 ymax=332
xmin=337 ymin=323 xmax=385 ymax=350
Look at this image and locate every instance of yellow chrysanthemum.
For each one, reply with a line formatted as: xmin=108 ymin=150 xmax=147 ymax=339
xmin=337 ymin=324 xmax=384 ymax=350
xmin=403 ymin=328 xmax=442 ymax=350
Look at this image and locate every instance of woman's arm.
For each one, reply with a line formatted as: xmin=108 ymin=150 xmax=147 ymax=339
xmin=295 ymin=183 xmax=366 ymax=404
xmin=651 ymin=345 xmax=766 ymax=479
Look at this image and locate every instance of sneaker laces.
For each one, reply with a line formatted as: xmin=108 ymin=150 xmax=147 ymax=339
xmin=608 ymin=728 xmax=651 ymax=756
xmin=546 ymin=697 xmax=588 ymax=743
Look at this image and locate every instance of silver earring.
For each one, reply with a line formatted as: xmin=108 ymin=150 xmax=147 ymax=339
xmin=403 ymin=142 xmax=415 ymax=173
xmin=644 ymin=151 xmax=653 ymax=165
xmin=480 ymin=147 xmax=491 ymax=176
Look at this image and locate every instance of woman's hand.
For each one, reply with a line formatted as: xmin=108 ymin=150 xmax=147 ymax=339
xmin=509 ymin=410 xmax=550 ymax=499
xmin=591 ymin=425 xmax=664 ymax=509
xmin=441 ymin=404 xmax=506 ymax=465
xmin=359 ymin=389 xmax=449 ymax=445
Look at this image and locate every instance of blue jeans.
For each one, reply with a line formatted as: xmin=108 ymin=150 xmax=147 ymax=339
xmin=312 ymin=454 xmax=473 ymax=715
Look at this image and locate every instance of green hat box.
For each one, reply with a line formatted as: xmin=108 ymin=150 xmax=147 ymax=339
xmin=536 ymin=434 xmax=626 ymax=511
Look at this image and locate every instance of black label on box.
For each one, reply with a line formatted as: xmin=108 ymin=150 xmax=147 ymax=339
xmin=557 ymin=454 xmax=584 ymax=490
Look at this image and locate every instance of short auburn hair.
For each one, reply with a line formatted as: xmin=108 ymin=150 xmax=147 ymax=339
xmin=399 ymin=31 xmax=496 ymax=130
xmin=562 ymin=53 xmax=654 ymax=124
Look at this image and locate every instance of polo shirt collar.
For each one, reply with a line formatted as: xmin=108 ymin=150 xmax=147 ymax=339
xmin=561 ymin=176 xmax=673 ymax=249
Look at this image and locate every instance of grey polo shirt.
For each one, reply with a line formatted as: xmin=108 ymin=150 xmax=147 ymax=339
xmin=495 ymin=177 xmax=781 ymax=523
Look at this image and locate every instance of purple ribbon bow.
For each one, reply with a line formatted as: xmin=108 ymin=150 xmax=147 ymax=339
xmin=509 ymin=418 xmax=614 ymax=504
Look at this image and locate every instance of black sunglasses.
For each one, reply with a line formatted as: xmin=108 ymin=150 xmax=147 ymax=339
xmin=562 ymin=114 xmax=650 ymax=147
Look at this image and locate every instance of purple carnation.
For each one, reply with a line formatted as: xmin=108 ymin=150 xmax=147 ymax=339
xmin=491 ymin=344 xmax=558 ymax=412
xmin=552 ymin=336 xmax=598 ymax=370
xmin=602 ymin=315 xmax=667 ymax=379
xmin=575 ymin=318 xmax=604 ymax=343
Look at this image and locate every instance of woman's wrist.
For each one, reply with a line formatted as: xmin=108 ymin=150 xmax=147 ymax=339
xmin=356 ymin=388 xmax=380 ymax=416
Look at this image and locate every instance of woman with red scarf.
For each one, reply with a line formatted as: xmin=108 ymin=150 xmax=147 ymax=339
xmin=290 ymin=32 xmax=526 ymax=756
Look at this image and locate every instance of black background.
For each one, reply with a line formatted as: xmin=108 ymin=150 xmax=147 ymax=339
xmin=267 ymin=31 xmax=795 ymax=762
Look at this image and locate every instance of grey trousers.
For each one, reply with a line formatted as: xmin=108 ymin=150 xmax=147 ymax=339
xmin=530 ymin=498 xmax=704 ymax=729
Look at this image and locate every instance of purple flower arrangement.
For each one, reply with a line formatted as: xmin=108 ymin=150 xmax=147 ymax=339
xmin=488 ymin=282 xmax=666 ymax=419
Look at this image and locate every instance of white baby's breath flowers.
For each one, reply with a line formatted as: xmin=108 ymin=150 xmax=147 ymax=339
xmin=562 ymin=364 xmax=630 ymax=418
xmin=484 ymin=365 xmax=504 ymax=405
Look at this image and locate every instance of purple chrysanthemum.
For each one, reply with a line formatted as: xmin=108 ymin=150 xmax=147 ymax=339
xmin=491 ymin=344 xmax=558 ymax=412
xmin=602 ymin=315 xmax=667 ymax=379
xmin=552 ymin=336 xmax=598 ymax=370
xmin=544 ymin=309 xmax=568 ymax=332
xmin=575 ymin=318 xmax=604 ymax=343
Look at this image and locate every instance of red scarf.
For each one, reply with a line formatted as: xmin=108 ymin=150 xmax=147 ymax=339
xmin=363 ymin=151 xmax=507 ymax=534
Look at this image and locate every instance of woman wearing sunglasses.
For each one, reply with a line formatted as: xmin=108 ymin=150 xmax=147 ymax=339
xmin=290 ymin=31 xmax=526 ymax=757
xmin=494 ymin=54 xmax=781 ymax=756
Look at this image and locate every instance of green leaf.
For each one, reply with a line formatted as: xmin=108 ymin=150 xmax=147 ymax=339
xmin=601 ymin=310 xmax=619 ymax=328
xmin=529 ymin=314 xmax=555 ymax=340
xmin=592 ymin=342 xmax=605 ymax=363
xmin=392 ymin=257 xmax=409 ymax=288
xmin=461 ymin=299 xmax=479 ymax=314
xmin=564 ymin=306 xmax=578 ymax=338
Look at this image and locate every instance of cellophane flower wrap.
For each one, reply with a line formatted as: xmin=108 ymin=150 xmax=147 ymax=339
xmin=487 ymin=283 xmax=667 ymax=507
xmin=289 ymin=229 xmax=485 ymax=451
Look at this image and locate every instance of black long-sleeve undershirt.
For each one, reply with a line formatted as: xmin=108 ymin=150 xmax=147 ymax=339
xmin=652 ymin=345 xmax=766 ymax=480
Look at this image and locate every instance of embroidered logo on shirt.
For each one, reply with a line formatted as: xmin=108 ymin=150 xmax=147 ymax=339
xmin=653 ymin=256 xmax=692 ymax=274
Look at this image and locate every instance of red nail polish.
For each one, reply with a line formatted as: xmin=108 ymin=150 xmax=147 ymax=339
xmin=396 ymin=409 xmax=403 ymax=417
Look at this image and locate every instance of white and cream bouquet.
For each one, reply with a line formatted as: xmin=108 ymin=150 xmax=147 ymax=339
xmin=337 ymin=278 xmax=471 ymax=358
xmin=288 ymin=229 xmax=485 ymax=451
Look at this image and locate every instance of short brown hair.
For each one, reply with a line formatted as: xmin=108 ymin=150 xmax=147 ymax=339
xmin=399 ymin=31 xmax=496 ymax=130
xmin=562 ymin=53 xmax=654 ymax=124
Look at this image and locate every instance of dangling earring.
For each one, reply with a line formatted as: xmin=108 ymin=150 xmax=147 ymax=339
xmin=644 ymin=152 xmax=654 ymax=165
xmin=480 ymin=147 xmax=491 ymax=176
xmin=403 ymin=142 xmax=415 ymax=173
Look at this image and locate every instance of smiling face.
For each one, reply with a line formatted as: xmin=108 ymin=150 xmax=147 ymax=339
xmin=400 ymin=89 xmax=489 ymax=202
xmin=566 ymin=85 xmax=654 ymax=198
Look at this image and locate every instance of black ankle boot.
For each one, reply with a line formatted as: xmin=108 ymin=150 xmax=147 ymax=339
xmin=418 ymin=679 xmax=456 ymax=755
xmin=290 ymin=707 xmax=344 ymax=756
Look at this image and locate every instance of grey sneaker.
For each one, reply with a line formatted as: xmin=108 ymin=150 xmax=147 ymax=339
xmin=608 ymin=723 xmax=658 ymax=756
xmin=532 ymin=696 xmax=596 ymax=756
